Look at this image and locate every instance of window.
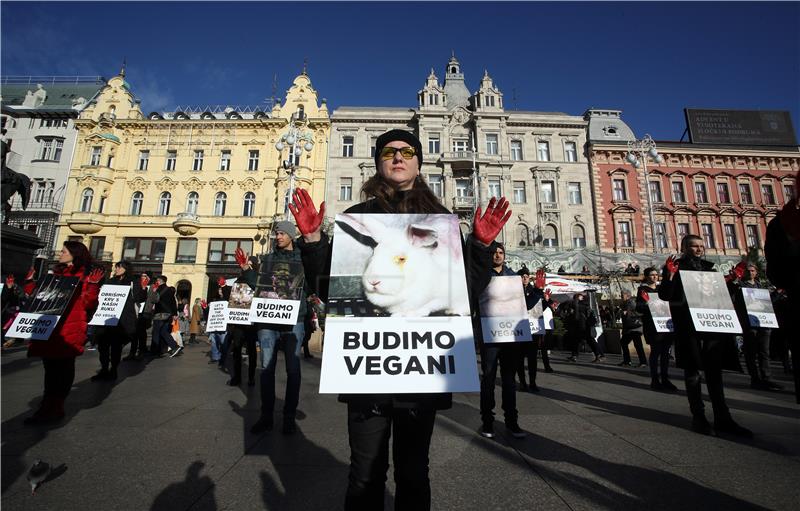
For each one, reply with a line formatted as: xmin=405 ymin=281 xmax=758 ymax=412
xmin=485 ymin=134 xmax=498 ymax=155
xmin=135 ymin=150 xmax=149 ymax=171
xmin=192 ymin=150 xmax=204 ymax=171
xmin=37 ymin=137 xmax=63 ymax=161
xmin=672 ymin=181 xmax=686 ymax=203
xmin=572 ymin=225 xmax=586 ymax=248
xmin=89 ymin=237 xmax=105 ymax=259
xmin=122 ymin=238 xmax=167 ymax=262
xmin=677 ymin=223 xmax=690 ymax=242
xmin=339 ymin=178 xmax=353 ymax=201
xmin=518 ymin=225 xmax=531 ymax=247
xmin=543 ymin=224 xmax=558 ymax=248
xmin=342 ymin=136 xmax=354 ymax=157
xmin=370 ymin=137 xmax=378 ymax=158
xmin=618 ymin=221 xmax=632 ymax=247
xmin=186 ymin=192 xmax=199 ymax=214
xmin=90 ymin=146 xmax=101 ymax=166
xmin=208 ymin=239 xmax=253 ymax=263
xmin=428 ymin=133 xmax=441 ymax=155
xmin=761 ymin=183 xmax=776 ymax=205
xmin=488 ymin=177 xmax=502 ymax=199
xmin=537 ymin=141 xmax=550 ymax=161
xmin=746 ymin=225 xmax=760 ymax=248
xmin=106 ymin=153 xmax=114 ymax=168
xmin=80 ymin=188 xmax=93 ymax=212
xmin=783 ymin=183 xmax=795 ymax=202
xmin=512 ymin=181 xmax=526 ymax=203
xmin=176 ymin=238 xmax=198 ymax=263
xmin=40 ymin=119 xmax=67 ymax=128
xmin=428 ymin=174 xmax=443 ymax=198
xmin=98 ymin=196 xmax=106 ymax=214
xmin=130 ymin=192 xmax=143 ymax=215
xmin=694 ymin=181 xmax=708 ymax=203
xmin=243 ymin=192 xmax=256 ymax=216
xmin=649 ymin=181 xmax=663 ymax=203
xmin=739 ymin=182 xmax=752 ymax=204
xmin=219 ymin=150 xmax=231 ymax=171
xmin=540 ymin=180 xmax=556 ymax=203
xmin=613 ymin=179 xmax=627 ymax=201
xmin=655 ymin=223 xmax=668 ymax=249
xmin=165 ymin=150 xmax=177 ymax=171
xmin=455 ymin=178 xmax=472 ymax=197
xmin=214 ymin=192 xmax=227 ymax=216
xmin=717 ymin=182 xmax=731 ymax=203
xmin=452 ymin=138 xmax=469 ymax=153
xmin=568 ymin=182 xmax=582 ymax=205
xmin=701 ymin=223 xmax=715 ymax=248
xmin=510 ymin=140 xmax=523 ymax=161
xmin=564 ymin=141 xmax=577 ymax=162
xmin=158 ymin=192 xmax=171 ymax=216
xmin=724 ymin=224 xmax=738 ymax=249
xmin=248 ymin=150 xmax=259 ymax=171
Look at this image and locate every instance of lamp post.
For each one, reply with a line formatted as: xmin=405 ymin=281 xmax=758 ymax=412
xmin=275 ymin=122 xmax=314 ymax=215
xmin=625 ymin=134 xmax=663 ymax=253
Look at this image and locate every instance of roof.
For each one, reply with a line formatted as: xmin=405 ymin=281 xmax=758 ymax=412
xmin=0 ymin=81 xmax=106 ymax=110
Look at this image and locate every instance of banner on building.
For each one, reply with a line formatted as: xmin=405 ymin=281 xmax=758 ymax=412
xmin=647 ymin=296 xmax=674 ymax=333
xmin=205 ymin=301 xmax=228 ymax=332
xmin=227 ymin=283 xmax=253 ymax=325
xmin=479 ymin=276 xmax=533 ymax=343
xmin=682 ymin=271 xmax=742 ymax=334
xmin=741 ymin=288 xmax=778 ymax=328
xmin=320 ymin=213 xmax=479 ymax=393
xmin=685 ymin=109 xmax=797 ymax=146
xmin=89 ymin=284 xmax=131 ymax=326
xmin=7 ymin=275 xmax=80 ymax=340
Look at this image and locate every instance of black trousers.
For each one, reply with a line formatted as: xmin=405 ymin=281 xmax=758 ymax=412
xmin=743 ymin=328 xmax=772 ymax=383
xmin=129 ymin=315 xmax=151 ymax=357
xmin=97 ymin=327 xmax=128 ymax=371
xmin=569 ymin=329 xmax=599 ymax=357
xmin=646 ymin=333 xmax=673 ymax=381
xmin=480 ymin=344 xmax=518 ymax=425
xmin=682 ymin=335 xmax=731 ymax=420
xmin=43 ymin=357 xmax=76 ymax=399
xmin=345 ymin=404 xmax=436 ymax=511
xmin=229 ymin=326 xmax=257 ymax=383
xmin=621 ymin=331 xmax=647 ymax=365
xmin=516 ymin=336 xmax=551 ymax=387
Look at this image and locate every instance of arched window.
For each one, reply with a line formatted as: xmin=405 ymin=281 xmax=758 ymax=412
xmin=543 ymin=224 xmax=559 ymax=248
xmin=518 ymin=224 xmax=530 ymax=247
xmin=572 ymin=225 xmax=586 ymax=248
xmin=186 ymin=192 xmax=199 ymax=215
xmin=214 ymin=192 xmax=227 ymax=216
xmin=80 ymin=188 xmax=94 ymax=212
xmin=243 ymin=192 xmax=256 ymax=217
xmin=158 ymin=192 xmax=171 ymax=216
xmin=130 ymin=191 xmax=143 ymax=215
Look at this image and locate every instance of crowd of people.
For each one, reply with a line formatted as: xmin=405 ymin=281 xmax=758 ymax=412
xmin=1 ymin=129 xmax=797 ymax=511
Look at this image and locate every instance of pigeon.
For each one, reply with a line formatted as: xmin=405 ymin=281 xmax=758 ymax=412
xmin=27 ymin=460 xmax=50 ymax=495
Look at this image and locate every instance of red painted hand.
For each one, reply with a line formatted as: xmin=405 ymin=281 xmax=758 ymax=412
xmin=24 ymin=267 xmax=35 ymax=281
xmin=217 ymin=276 xmax=227 ymax=287
xmin=235 ymin=247 xmax=249 ymax=269
xmin=472 ymin=197 xmax=512 ymax=246
xmin=5 ymin=274 xmax=14 ymax=287
xmin=640 ymin=290 xmax=650 ymax=302
xmin=544 ymin=288 xmax=551 ymax=301
xmin=288 ymin=188 xmax=325 ymax=236
xmin=140 ymin=275 xmax=150 ymax=289
xmin=534 ymin=268 xmax=546 ymax=289
xmin=665 ymin=255 xmax=680 ymax=275
xmin=733 ymin=262 xmax=746 ymax=280
xmin=151 ymin=283 xmax=159 ymax=292
xmin=86 ymin=268 xmax=105 ymax=284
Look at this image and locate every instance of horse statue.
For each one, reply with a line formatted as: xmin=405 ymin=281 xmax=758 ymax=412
xmin=1 ymin=135 xmax=32 ymax=224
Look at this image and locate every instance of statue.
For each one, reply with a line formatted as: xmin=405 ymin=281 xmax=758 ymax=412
xmin=32 ymin=84 xmax=47 ymax=107
xmin=1 ymin=130 xmax=32 ymax=224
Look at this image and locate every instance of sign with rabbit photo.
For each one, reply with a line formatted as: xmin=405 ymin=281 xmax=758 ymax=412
xmin=320 ymin=213 xmax=480 ymax=394
xmin=479 ymin=276 xmax=533 ymax=343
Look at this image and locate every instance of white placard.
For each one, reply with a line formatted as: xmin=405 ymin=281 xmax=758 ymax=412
xmin=741 ymin=288 xmax=778 ymax=328
xmin=542 ymin=307 xmax=554 ymax=330
xmin=683 ymin=271 xmax=742 ymax=334
xmin=227 ymin=282 xmax=253 ymax=325
xmin=249 ymin=298 xmax=301 ymax=326
xmin=89 ymin=284 xmax=131 ymax=326
xmin=647 ymin=296 xmax=674 ymax=333
xmin=205 ymin=301 xmax=228 ymax=332
xmin=528 ymin=301 xmax=545 ymax=335
xmin=227 ymin=308 xmax=252 ymax=325
xmin=7 ymin=313 xmax=60 ymax=340
xmin=479 ymin=276 xmax=533 ymax=343
xmin=319 ymin=316 xmax=480 ymax=394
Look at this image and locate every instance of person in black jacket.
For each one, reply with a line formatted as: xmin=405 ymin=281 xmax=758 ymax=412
xmin=619 ymin=291 xmax=647 ymax=367
xmin=658 ymin=235 xmax=751 ymax=437
xmin=92 ymin=261 xmax=138 ymax=381
xmin=150 ymin=275 xmax=180 ymax=357
xmin=287 ymin=129 xmax=505 ymax=511
xmin=123 ymin=272 xmax=152 ymax=361
xmin=636 ymin=267 xmax=677 ymax=391
xmin=226 ymin=256 xmax=258 ymax=387
xmin=560 ymin=293 xmax=602 ymax=363
xmin=515 ymin=267 xmax=553 ymax=392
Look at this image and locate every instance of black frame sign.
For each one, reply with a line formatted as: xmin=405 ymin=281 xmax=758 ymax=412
xmin=685 ymin=109 xmax=797 ymax=146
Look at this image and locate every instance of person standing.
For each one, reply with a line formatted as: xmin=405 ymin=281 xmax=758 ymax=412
xmin=619 ymin=291 xmax=647 ymax=367
xmin=560 ymin=293 xmax=602 ymax=363
xmin=226 ymin=256 xmax=258 ymax=387
xmin=637 ymin=267 xmax=677 ymax=391
xmin=150 ymin=275 xmax=180 ymax=358
xmin=123 ymin=273 xmax=151 ymax=361
xmin=516 ymin=267 xmax=553 ymax=392
xmin=208 ymin=280 xmax=230 ymax=367
xmin=188 ymin=298 xmax=203 ymax=345
xmin=92 ymin=261 xmax=137 ymax=381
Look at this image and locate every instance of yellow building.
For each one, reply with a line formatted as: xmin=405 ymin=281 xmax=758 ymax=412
xmin=56 ymin=69 xmax=330 ymax=302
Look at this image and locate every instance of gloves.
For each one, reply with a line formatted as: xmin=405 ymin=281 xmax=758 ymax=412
xmin=217 ymin=276 xmax=227 ymax=287
xmin=5 ymin=274 xmax=14 ymax=287
xmin=472 ymin=197 xmax=511 ymax=246
xmin=235 ymin=247 xmax=248 ymax=269
xmin=640 ymin=290 xmax=650 ymax=302
xmin=288 ymin=188 xmax=325 ymax=236
xmin=86 ymin=268 xmax=105 ymax=284
xmin=665 ymin=255 xmax=679 ymax=275
xmin=534 ymin=268 xmax=546 ymax=289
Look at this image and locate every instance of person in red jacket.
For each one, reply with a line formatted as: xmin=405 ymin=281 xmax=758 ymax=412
xmin=24 ymin=241 xmax=103 ymax=425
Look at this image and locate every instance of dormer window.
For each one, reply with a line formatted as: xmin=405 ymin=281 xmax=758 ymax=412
xmin=603 ymin=126 xmax=619 ymax=136
xmin=450 ymin=66 xmax=457 ymax=73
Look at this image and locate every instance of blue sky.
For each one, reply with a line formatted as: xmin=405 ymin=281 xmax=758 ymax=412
xmin=2 ymin=1 xmax=798 ymax=141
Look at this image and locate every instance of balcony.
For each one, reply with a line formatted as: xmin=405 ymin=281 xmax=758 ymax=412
xmin=172 ymin=212 xmax=200 ymax=236
xmin=439 ymin=151 xmax=476 ymax=170
xmin=452 ymin=196 xmax=476 ymax=210
xmin=540 ymin=202 xmax=559 ymax=211
xmin=65 ymin=212 xmax=104 ymax=234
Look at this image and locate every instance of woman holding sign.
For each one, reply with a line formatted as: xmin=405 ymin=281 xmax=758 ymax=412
xmin=658 ymin=235 xmax=751 ymax=437
xmin=91 ymin=260 xmax=138 ymax=382
xmin=289 ymin=129 xmax=508 ymax=511
xmin=636 ymin=267 xmax=677 ymax=391
xmin=25 ymin=241 xmax=103 ymax=425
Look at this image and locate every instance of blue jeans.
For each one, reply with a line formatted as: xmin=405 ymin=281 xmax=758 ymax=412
xmin=257 ymin=323 xmax=305 ymax=419
xmin=151 ymin=319 xmax=177 ymax=354
xmin=208 ymin=331 xmax=228 ymax=362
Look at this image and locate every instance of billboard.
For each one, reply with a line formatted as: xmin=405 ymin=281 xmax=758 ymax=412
xmin=685 ymin=109 xmax=797 ymax=146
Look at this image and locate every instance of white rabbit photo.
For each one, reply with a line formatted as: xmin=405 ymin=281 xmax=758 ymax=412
xmin=329 ymin=213 xmax=470 ymax=318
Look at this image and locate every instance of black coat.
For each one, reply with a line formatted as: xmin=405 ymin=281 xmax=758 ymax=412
xmin=153 ymin=285 xmax=178 ymax=316
xmin=101 ymin=273 xmax=138 ymax=338
xmin=296 ymin=194 xmax=493 ymax=411
xmin=635 ymin=284 xmax=669 ymax=344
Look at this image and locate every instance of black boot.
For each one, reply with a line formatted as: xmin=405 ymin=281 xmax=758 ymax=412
xmin=691 ymin=414 xmax=712 ymax=435
xmin=714 ymin=417 xmax=753 ymax=438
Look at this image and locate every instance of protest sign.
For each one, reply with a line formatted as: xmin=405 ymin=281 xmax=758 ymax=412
xmin=542 ymin=306 xmax=554 ymax=330
xmin=227 ymin=282 xmax=253 ymax=325
xmin=7 ymin=275 xmax=79 ymax=340
xmin=479 ymin=276 xmax=533 ymax=343
xmin=647 ymin=295 xmax=674 ymax=333
xmin=89 ymin=284 xmax=131 ymax=326
xmin=682 ymin=271 xmax=742 ymax=334
xmin=250 ymin=298 xmax=300 ymax=325
xmin=321 ymin=213 xmax=479 ymax=393
xmin=252 ymin=256 xmax=304 ymax=326
xmin=205 ymin=301 xmax=228 ymax=332
xmin=528 ymin=301 xmax=545 ymax=335
xmin=741 ymin=287 xmax=778 ymax=328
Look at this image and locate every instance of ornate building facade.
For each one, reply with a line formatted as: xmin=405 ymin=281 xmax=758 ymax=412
xmin=587 ymin=109 xmax=799 ymax=258
xmin=55 ymin=70 xmax=329 ymax=301
xmin=325 ymin=55 xmax=597 ymax=254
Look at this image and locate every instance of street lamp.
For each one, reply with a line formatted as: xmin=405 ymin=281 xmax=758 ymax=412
xmin=275 ymin=123 xmax=314 ymax=214
xmin=626 ymin=134 xmax=664 ymax=253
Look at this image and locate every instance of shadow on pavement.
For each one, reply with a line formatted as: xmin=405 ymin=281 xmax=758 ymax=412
xmin=150 ymin=460 xmax=216 ymax=511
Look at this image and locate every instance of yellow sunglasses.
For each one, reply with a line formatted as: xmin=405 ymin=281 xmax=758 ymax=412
xmin=379 ymin=146 xmax=417 ymax=161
